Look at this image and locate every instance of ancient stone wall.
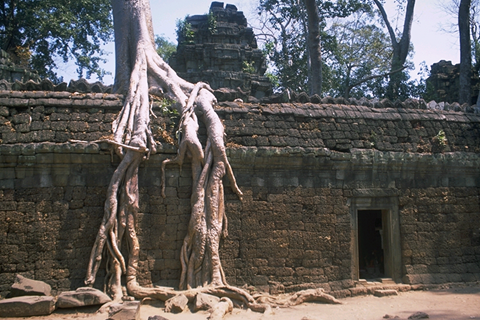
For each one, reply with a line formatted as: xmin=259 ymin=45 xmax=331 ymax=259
xmin=426 ymin=60 xmax=480 ymax=105
xmin=0 ymin=91 xmax=479 ymax=298
xmin=169 ymin=2 xmax=272 ymax=99
xmin=0 ymin=49 xmax=40 ymax=86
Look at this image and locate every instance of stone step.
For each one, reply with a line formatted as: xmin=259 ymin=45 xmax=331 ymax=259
xmin=380 ymin=278 xmax=396 ymax=285
xmin=374 ymin=289 xmax=398 ymax=297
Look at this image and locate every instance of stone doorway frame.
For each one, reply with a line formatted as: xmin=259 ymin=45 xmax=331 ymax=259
xmin=348 ymin=190 xmax=402 ymax=283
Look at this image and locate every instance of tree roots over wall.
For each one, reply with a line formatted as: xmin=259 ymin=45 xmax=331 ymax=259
xmin=79 ymin=0 xmax=340 ymax=317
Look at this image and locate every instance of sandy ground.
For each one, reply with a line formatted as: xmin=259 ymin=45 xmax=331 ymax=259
xmin=3 ymin=285 xmax=479 ymax=320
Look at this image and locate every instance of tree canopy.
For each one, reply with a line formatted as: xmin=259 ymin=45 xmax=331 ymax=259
xmin=325 ymin=11 xmax=393 ymax=98
xmin=0 ymin=0 xmax=113 ymax=81
xmin=257 ymin=0 xmax=385 ymax=95
xmin=155 ymin=35 xmax=177 ymax=62
xmin=255 ymin=0 xmax=428 ymax=100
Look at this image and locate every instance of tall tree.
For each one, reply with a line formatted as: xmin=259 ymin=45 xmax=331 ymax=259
xmin=325 ymin=12 xmax=393 ymax=98
xmin=85 ymin=0 xmax=244 ymax=302
xmin=373 ymin=0 xmax=416 ymax=100
xmin=304 ymin=0 xmax=322 ymax=95
xmin=459 ymin=0 xmax=473 ymax=104
xmin=0 ymin=0 xmax=113 ymax=81
xmin=438 ymin=0 xmax=480 ymax=71
xmin=258 ymin=0 xmax=309 ymax=91
xmin=258 ymin=0 xmax=368 ymax=93
xmin=81 ymin=1 xmax=340 ymax=313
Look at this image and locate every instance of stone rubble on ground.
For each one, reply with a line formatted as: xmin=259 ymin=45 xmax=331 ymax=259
xmin=164 ymin=294 xmax=189 ymax=313
xmin=0 ymin=275 xmax=56 ymax=317
xmin=56 ymin=286 xmax=112 ymax=308
xmin=408 ymin=311 xmax=430 ymax=319
xmin=148 ymin=316 xmax=170 ymax=320
xmin=108 ymin=300 xmax=141 ymax=320
xmin=10 ymin=274 xmax=52 ymax=297
xmin=194 ymin=292 xmax=221 ymax=311
xmin=0 ymin=295 xmax=56 ymax=317
xmin=0 ymin=274 xmax=117 ymax=318
xmin=374 ymin=289 xmax=399 ymax=297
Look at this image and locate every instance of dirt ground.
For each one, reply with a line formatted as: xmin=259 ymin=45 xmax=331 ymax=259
xmin=3 ymin=284 xmax=479 ymax=320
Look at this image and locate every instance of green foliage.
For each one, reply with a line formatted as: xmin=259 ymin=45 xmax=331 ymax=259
xmin=242 ymin=61 xmax=256 ymax=74
xmin=258 ymin=0 xmax=310 ymax=91
xmin=257 ymin=0 xmax=373 ymax=93
xmin=151 ymin=96 xmax=180 ymax=129
xmin=265 ymin=72 xmax=280 ymax=88
xmin=0 ymin=0 xmax=113 ymax=82
xmin=258 ymin=0 xmax=427 ymax=100
xmin=324 ymin=12 xmax=392 ymax=98
xmin=159 ymin=98 xmax=179 ymax=120
xmin=207 ymin=12 xmax=217 ymax=35
xmin=386 ymin=56 xmax=429 ymax=100
xmin=176 ymin=17 xmax=195 ymax=44
xmin=155 ymin=35 xmax=177 ymax=62
xmin=435 ymin=130 xmax=447 ymax=146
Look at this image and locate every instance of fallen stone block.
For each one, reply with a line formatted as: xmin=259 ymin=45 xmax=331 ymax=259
xmin=374 ymin=289 xmax=398 ymax=297
xmin=108 ymin=301 xmax=140 ymax=320
xmin=194 ymin=292 xmax=220 ymax=311
xmin=10 ymin=274 xmax=52 ymax=297
xmin=57 ymin=287 xmax=112 ymax=308
xmin=408 ymin=311 xmax=429 ymax=319
xmin=165 ymin=294 xmax=188 ymax=313
xmin=0 ymin=295 xmax=55 ymax=317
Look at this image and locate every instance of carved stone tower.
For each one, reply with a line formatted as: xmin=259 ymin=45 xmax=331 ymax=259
xmin=169 ymin=2 xmax=273 ymax=99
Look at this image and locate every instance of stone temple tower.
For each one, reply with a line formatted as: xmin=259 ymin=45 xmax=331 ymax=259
xmin=169 ymin=2 xmax=273 ymax=99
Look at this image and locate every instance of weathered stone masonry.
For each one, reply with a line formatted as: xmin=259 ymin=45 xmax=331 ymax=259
xmin=0 ymin=91 xmax=479 ymax=298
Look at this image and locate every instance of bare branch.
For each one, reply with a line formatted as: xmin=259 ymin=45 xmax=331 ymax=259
xmin=345 ymin=66 xmax=407 ymax=96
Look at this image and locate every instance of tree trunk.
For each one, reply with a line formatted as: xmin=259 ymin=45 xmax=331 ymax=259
xmin=84 ymin=0 xmax=242 ymax=300
xmin=459 ymin=0 xmax=472 ymax=105
xmin=374 ymin=0 xmax=416 ymax=100
xmin=303 ymin=0 xmax=322 ymax=95
xmin=81 ymin=0 xmax=343 ymax=312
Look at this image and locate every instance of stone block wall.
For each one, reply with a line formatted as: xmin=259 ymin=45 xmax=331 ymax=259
xmin=426 ymin=60 xmax=480 ymax=104
xmin=0 ymin=91 xmax=479 ymax=298
xmin=0 ymin=49 xmax=40 ymax=86
xmin=169 ymin=2 xmax=273 ymax=98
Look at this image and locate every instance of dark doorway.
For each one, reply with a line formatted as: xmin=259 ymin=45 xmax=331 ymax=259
xmin=358 ymin=210 xmax=385 ymax=279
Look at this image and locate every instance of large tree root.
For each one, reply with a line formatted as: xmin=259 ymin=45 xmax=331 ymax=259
xmin=209 ymin=297 xmax=233 ymax=320
xmin=112 ymin=284 xmax=341 ymax=315
xmin=84 ymin=1 xmax=340 ymax=318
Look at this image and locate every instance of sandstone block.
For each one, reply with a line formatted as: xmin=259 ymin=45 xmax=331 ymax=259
xmin=0 ymin=106 xmax=9 ymax=117
xmin=194 ymin=292 xmax=220 ymax=311
xmin=165 ymin=294 xmax=188 ymax=313
xmin=374 ymin=289 xmax=398 ymax=297
xmin=0 ymin=296 xmax=55 ymax=317
xmin=108 ymin=301 xmax=140 ymax=320
xmin=408 ymin=311 xmax=429 ymax=319
xmin=10 ymin=274 xmax=51 ymax=297
xmin=56 ymin=287 xmax=112 ymax=308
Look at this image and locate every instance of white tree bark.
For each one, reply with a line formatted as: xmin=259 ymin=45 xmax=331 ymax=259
xmin=84 ymin=0 xmax=242 ymax=301
xmin=83 ymin=0 xmax=341 ymax=313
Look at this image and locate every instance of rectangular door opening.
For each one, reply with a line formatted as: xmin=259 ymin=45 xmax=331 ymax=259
xmin=358 ymin=209 xmax=386 ymax=280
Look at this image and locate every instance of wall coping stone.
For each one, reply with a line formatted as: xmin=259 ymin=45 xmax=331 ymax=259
xmin=214 ymin=102 xmax=480 ymax=123
xmin=2 ymin=142 xmax=478 ymax=171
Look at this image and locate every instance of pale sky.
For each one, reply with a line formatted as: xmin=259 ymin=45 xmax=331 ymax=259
xmin=57 ymin=0 xmax=460 ymax=85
